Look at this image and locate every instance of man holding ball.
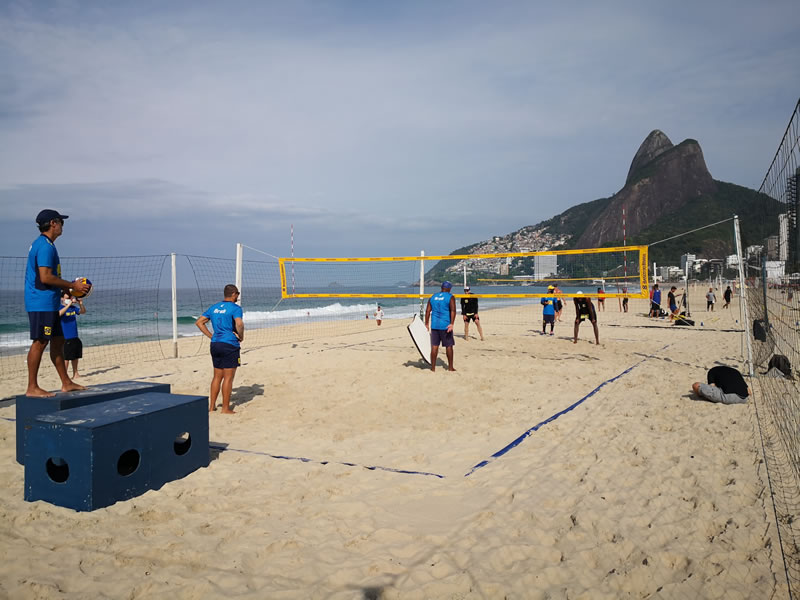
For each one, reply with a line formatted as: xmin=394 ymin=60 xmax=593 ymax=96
xmin=24 ymin=209 xmax=91 ymax=397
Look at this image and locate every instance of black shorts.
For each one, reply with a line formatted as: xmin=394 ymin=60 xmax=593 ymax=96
xmin=28 ymin=311 xmax=63 ymax=341
xmin=430 ymin=329 xmax=455 ymax=348
xmin=63 ymin=338 xmax=83 ymax=360
xmin=463 ymin=313 xmax=478 ymax=322
xmin=543 ymin=314 xmax=555 ymax=324
xmin=210 ymin=342 xmax=241 ymax=369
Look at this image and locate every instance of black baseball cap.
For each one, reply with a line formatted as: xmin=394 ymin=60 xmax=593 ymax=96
xmin=36 ymin=209 xmax=69 ymax=225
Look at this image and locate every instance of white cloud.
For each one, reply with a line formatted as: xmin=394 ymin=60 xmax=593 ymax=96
xmin=0 ymin=1 xmax=798 ymax=258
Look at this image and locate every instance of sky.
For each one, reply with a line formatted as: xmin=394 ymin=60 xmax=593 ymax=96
xmin=1 ymin=0 xmax=798 ymax=261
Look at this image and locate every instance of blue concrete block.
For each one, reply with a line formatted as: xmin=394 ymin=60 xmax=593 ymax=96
xmin=16 ymin=380 xmax=171 ymax=464
xmin=24 ymin=392 xmax=209 ymax=512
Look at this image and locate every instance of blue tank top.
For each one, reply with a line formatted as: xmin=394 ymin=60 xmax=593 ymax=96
xmin=429 ymin=291 xmax=452 ymax=330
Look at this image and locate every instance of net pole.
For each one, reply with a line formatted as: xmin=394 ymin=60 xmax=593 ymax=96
xmin=171 ymin=252 xmax=178 ymax=358
xmin=235 ymin=243 xmax=243 ymax=305
xmin=291 ymin=224 xmax=295 ymax=295
xmin=733 ymin=215 xmax=754 ymax=376
xmin=622 ymin=206 xmax=626 ymax=310
xmin=419 ymin=250 xmax=425 ymax=317
xmin=463 ymin=264 xmax=467 ymax=289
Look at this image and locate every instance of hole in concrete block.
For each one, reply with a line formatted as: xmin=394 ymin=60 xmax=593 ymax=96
xmin=46 ymin=457 xmax=70 ymax=483
xmin=174 ymin=432 xmax=191 ymax=456
xmin=117 ymin=449 xmax=140 ymax=476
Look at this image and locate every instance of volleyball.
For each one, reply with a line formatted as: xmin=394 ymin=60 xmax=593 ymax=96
xmin=70 ymin=277 xmax=93 ymax=299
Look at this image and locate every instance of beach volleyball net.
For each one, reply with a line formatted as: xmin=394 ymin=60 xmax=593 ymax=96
xmin=742 ymin=97 xmax=800 ymax=595
xmin=278 ymin=246 xmax=650 ymax=300
xmin=0 ymin=245 xmax=648 ymax=385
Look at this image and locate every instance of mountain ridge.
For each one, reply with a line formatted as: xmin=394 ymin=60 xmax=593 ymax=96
xmin=427 ymin=130 xmax=779 ymax=281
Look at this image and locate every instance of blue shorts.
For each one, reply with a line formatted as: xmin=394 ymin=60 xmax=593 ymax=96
xmin=28 ymin=311 xmax=63 ymax=341
xmin=430 ymin=329 xmax=455 ymax=348
xmin=210 ymin=342 xmax=241 ymax=369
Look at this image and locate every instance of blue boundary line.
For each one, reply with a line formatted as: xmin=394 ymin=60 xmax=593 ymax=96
xmin=0 ymin=414 xmax=444 ymax=478
xmin=208 ymin=443 xmax=445 ymax=479
xmin=3 ymin=348 xmax=664 ymax=481
xmin=463 ymin=344 xmax=671 ymax=477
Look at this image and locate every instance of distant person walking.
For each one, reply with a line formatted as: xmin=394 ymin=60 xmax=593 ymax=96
xmin=723 ymin=285 xmax=732 ymax=309
xmin=596 ymin=287 xmax=605 ymax=311
xmin=24 ymin=209 xmax=91 ymax=397
xmin=541 ymin=285 xmax=557 ymax=336
xmin=621 ymin=287 xmax=629 ymax=313
xmin=196 ymin=284 xmax=244 ymax=414
xmin=573 ymin=292 xmax=600 ymax=345
xmin=650 ymin=284 xmax=661 ymax=318
xmin=374 ymin=305 xmax=384 ymax=326
xmin=706 ymin=288 xmax=716 ymax=312
xmin=425 ymin=281 xmax=456 ymax=371
xmin=59 ymin=292 xmax=86 ymax=379
xmin=460 ymin=286 xmax=484 ymax=341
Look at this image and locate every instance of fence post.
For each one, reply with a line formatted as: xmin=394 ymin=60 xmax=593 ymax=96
xmin=235 ymin=243 xmax=243 ymax=305
xmin=733 ymin=216 xmax=753 ymax=376
xmin=171 ymin=253 xmax=178 ymax=359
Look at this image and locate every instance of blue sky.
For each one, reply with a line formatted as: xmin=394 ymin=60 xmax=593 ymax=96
xmin=1 ymin=1 xmax=798 ymax=260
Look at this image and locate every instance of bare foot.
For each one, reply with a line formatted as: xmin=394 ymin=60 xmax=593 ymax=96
xmin=448 ymin=367 xmax=457 ymax=372
xmin=430 ymin=367 xmax=436 ymax=372
xmin=220 ymin=408 xmax=235 ymax=414
xmin=72 ymin=373 xmax=81 ymax=379
xmin=26 ymin=387 xmax=55 ymax=398
xmin=61 ymin=382 xmax=87 ymax=393
xmin=209 ymin=406 xmax=217 ymax=412
xmin=573 ymin=339 xmax=578 ymax=344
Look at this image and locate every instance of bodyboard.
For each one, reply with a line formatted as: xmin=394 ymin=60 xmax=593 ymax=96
xmin=407 ymin=313 xmax=431 ymax=365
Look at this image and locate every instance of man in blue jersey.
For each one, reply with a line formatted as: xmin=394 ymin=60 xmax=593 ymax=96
xmin=59 ymin=292 xmax=86 ymax=379
xmin=649 ymin=284 xmax=662 ymax=318
xmin=541 ymin=285 xmax=557 ymax=336
xmin=425 ymin=281 xmax=456 ymax=372
xmin=195 ymin=284 xmax=245 ymax=414
xmin=25 ymin=209 xmax=91 ymax=397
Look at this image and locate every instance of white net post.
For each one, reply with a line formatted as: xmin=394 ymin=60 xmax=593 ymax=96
xmin=418 ymin=250 xmax=425 ymax=317
xmin=171 ymin=252 xmax=178 ymax=358
xmin=733 ymin=215 xmax=753 ymax=376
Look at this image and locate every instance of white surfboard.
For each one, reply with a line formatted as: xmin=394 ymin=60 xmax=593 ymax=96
xmin=407 ymin=313 xmax=431 ymax=365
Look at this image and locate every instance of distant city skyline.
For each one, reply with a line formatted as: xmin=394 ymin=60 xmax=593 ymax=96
xmin=1 ymin=1 xmax=798 ymax=260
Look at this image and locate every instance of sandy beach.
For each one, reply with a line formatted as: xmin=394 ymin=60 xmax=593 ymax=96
xmin=0 ymin=293 xmax=789 ymax=598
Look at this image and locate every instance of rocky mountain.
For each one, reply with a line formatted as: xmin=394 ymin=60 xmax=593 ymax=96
xmin=577 ymin=132 xmax=717 ymax=248
xmin=428 ymin=129 xmax=779 ymax=281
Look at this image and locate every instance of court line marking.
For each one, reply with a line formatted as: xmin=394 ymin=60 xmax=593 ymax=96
xmin=464 ymin=344 xmax=671 ymax=477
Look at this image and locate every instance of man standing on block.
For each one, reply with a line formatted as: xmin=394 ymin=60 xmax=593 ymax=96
xmin=196 ymin=284 xmax=244 ymax=414
xmin=425 ymin=281 xmax=456 ymax=372
xmin=25 ymin=209 xmax=91 ymax=397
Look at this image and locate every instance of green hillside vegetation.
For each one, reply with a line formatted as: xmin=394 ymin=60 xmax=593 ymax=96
xmin=425 ymin=180 xmax=780 ymax=283
xmin=625 ymin=181 xmax=781 ymax=266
